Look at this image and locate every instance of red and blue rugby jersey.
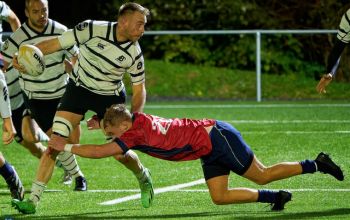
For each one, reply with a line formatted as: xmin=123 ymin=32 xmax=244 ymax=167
xmin=116 ymin=112 xmax=215 ymax=161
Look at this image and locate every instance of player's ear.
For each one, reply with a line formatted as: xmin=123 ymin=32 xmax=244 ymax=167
xmin=120 ymin=121 xmax=129 ymax=132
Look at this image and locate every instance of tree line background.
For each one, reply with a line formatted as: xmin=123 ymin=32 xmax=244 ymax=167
xmin=6 ymin=0 xmax=350 ymax=82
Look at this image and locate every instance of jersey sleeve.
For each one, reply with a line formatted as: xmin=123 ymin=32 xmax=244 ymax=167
xmin=0 ymin=71 xmax=11 ymax=118
xmin=127 ymin=42 xmax=145 ymax=85
xmin=0 ymin=2 xmax=11 ymax=21
xmin=337 ymin=9 xmax=350 ymax=43
xmin=114 ymin=138 xmax=130 ymax=154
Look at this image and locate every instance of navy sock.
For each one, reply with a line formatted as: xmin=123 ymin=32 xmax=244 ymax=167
xmin=300 ymin=159 xmax=317 ymax=174
xmin=257 ymin=190 xmax=278 ymax=203
xmin=0 ymin=162 xmax=15 ymax=181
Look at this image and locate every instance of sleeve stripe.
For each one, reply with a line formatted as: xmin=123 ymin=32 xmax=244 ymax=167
xmin=89 ymin=20 xmax=94 ymax=39
xmin=114 ymin=138 xmax=129 ymax=153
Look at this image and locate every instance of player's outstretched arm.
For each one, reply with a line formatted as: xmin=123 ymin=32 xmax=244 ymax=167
xmin=316 ymin=73 xmax=333 ymax=94
xmin=35 ymin=37 xmax=62 ymax=55
xmin=48 ymin=136 xmax=124 ymax=159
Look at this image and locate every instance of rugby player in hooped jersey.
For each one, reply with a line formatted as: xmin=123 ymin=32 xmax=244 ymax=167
xmin=5 ymin=0 xmax=88 ymax=214
xmin=11 ymin=2 xmax=153 ymax=214
xmin=50 ymin=104 xmax=344 ymax=211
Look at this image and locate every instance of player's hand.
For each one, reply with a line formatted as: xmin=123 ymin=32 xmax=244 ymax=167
xmin=12 ymin=53 xmax=27 ymax=73
xmin=48 ymin=134 xmax=67 ymax=151
xmin=64 ymin=59 xmax=73 ymax=74
xmin=316 ymin=73 xmax=333 ymax=94
xmin=2 ymin=117 xmax=16 ymax=145
xmin=87 ymin=115 xmax=101 ymax=130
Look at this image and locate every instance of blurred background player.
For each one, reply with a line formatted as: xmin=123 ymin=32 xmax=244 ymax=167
xmin=316 ymin=8 xmax=350 ymax=93
xmin=0 ymin=66 xmax=24 ymax=201
xmin=11 ymin=2 xmax=153 ymax=214
xmin=1 ymin=0 xmax=87 ymax=197
xmin=49 ymin=103 xmax=344 ymax=211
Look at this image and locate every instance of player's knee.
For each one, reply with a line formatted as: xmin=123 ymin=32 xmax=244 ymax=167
xmin=52 ymin=116 xmax=73 ymax=138
xmin=210 ymin=194 xmax=226 ymax=205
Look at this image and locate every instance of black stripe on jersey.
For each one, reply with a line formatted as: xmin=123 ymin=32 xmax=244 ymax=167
xmin=0 ymin=3 xmax=3 ymax=14
xmin=84 ymin=45 xmax=122 ymax=69
xmin=132 ymin=78 xmax=145 ymax=84
xmin=82 ymin=55 xmax=122 ymax=77
xmin=1 ymin=51 xmax=13 ymax=60
xmin=89 ymin=20 xmax=94 ymax=39
xmin=124 ymin=42 xmax=133 ymax=50
xmin=76 ymin=77 xmax=116 ymax=92
xmin=106 ymin=22 xmax=111 ymax=39
xmin=78 ymin=62 xmax=121 ymax=83
xmin=22 ymin=72 xmax=66 ymax=83
xmin=73 ymin=28 xmax=80 ymax=46
xmin=129 ymin=71 xmax=144 ymax=77
xmin=345 ymin=12 xmax=350 ymax=27
xmin=28 ymin=85 xmax=66 ymax=95
xmin=113 ymin=23 xmax=117 ymax=42
xmin=10 ymin=90 xmax=22 ymax=99
xmin=7 ymin=77 xmax=19 ymax=86
xmin=51 ymin=21 xmax=56 ymax=34
xmin=45 ymin=56 xmax=65 ymax=68
xmin=19 ymin=25 xmax=31 ymax=39
xmin=7 ymin=38 xmax=19 ymax=49
xmin=135 ymin=52 xmax=143 ymax=60
xmin=21 ymin=33 xmax=62 ymax=42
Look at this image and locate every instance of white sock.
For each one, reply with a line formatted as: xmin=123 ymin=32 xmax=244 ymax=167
xmin=57 ymin=151 xmax=83 ymax=178
xmin=29 ymin=181 xmax=46 ymax=205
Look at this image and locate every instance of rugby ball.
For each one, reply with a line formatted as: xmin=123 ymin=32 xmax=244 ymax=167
xmin=17 ymin=44 xmax=45 ymax=76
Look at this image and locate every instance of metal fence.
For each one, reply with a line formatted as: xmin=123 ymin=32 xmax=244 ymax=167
xmin=145 ymin=30 xmax=337 ymax=102
xmin=3 ymin=30 xmax=338 ymax=101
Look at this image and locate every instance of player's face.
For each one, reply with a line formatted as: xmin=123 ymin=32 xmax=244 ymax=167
xmin=123 ymin=11 xmax=147 ymax=42
xmin=25 ymin=0 xmax=49 ymax=31
xmin=104 ymin=123 xmax=127 ymax=138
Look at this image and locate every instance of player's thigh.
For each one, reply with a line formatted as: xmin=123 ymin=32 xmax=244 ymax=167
xmin=21 ymin=115 xmax=41 ymax=142
xmin=242 ymin=156 xmax=268 ymax=182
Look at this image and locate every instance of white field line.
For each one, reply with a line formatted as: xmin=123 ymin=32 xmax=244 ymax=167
xmin=99 ymin=178 xmax=205 ymax=205
xmin=226 ymin=120 xmax=350 ymax=124
xmin=1 ymin=187 xmax=350 ymax=194
xmin=145 ymin=103 xmax=350 ymax=109
xmin=244 ymin=131 xmax=350 ymax=134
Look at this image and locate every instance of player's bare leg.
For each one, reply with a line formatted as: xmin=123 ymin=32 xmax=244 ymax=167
xmin=206 ymin=173 xmax=291 ymax=211
xmin=114 ymin=150 xmax=154 ymax=208
xmin=243 ymin=156 xmax=302 ymax=185
xmin=12 ymin=111 xmax=86 ymax=214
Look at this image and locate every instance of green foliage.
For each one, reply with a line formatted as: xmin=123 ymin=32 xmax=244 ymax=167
xmin=122 ymin=60 xmax=350 ymax=100
xmin=98 ymin=0 xmax=350 ymax=81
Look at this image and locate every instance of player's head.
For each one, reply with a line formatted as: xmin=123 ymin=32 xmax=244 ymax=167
xmin=117 ymin=2 xmax=150 ymax=42
xmin=103 ymin=104 xmax=132 ymax=137
xmin=25 ymin=0 xmax=49 ymax=31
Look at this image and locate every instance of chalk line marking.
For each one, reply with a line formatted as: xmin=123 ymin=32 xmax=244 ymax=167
xmin=99 ymin=178 xmax=205 ymax=206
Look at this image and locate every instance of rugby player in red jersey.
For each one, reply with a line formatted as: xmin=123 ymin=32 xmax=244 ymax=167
xmin=49 ymin=104 xmax=344 ymax=211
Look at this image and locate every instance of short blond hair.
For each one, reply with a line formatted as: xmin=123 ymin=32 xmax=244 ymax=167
xmin=118 ymin=2 xmax=150 ymax=18
xmin=104 ymin=104 xmax=132 ymax=127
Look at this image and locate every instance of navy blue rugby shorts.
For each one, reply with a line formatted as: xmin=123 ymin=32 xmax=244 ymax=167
xmin=201 ymin=121 xmax=254 ymax=180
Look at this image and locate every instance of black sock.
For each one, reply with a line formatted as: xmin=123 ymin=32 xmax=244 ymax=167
xmin=0 ymin=162 xmax=15 ymax=181
xmin=300 ymin=160 xmax=317 ymax=174
xmin=257 ymin=190 xmax=278 ymax=203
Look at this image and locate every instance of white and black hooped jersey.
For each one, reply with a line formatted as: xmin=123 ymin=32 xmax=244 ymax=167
xmin=1 ymin=19 xmax=78 ymax=100
xmin=58 ymin=20 xmax=145 ymax=96
xmin=0 ymin=1 xmax=10 ymax=45
xmin=337 ymin=8 xmax=350 ymax=44
xmin=0 ymin=1 xmax=23 ymax=110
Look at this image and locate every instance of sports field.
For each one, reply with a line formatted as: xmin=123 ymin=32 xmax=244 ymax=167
xmin=1 ymin=101 xmax=349 ymax=219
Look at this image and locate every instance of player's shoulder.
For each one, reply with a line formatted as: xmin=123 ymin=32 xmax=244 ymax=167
xmin=49 ymin=19 xmax=69 ymax=33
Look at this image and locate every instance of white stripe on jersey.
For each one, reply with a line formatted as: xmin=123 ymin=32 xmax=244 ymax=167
xmin=4 ymin=67 xmax=23 ymax=110
xmin=337 ymin=9 xmax=350 ymax=43
xmin=58 ymin=20 xmax=145 ymax=95
xmin=1 ymin=19 xmax=78 ymax=99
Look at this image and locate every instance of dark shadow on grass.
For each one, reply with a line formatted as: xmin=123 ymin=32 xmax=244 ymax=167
xmin=4 ymin=208 xmax=350 ymax=219
xmin=233 ymin=208 xmax=350 ymax=220
xmin=2 ymin=210 xmax=233 ymax=219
